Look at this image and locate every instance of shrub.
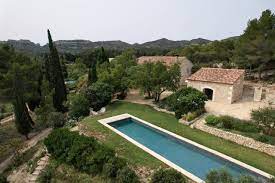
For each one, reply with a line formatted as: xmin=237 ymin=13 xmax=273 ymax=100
xmin=233 ymin=121 xmax=260 ymax=133
xmin=219 ymin=116 xmax=234 ymax=129
xmin=269 ymin=177 xmax=275 ymax=183
xmin=0 ymin=174 xmax=7 ymax=183
xmin=66 ymin=136 xmax=99 ymax=171
xmin=206 ymin=169 xmax=258 ymax=183
xmin=85 ymin=145 xmax=115 ymax=175
xmin=103 ymin=157 xmax=127 ymax=178
xmin=69 ymin=93 xmax=90 ymax=120
xmin=116 ymin=167 xmax=140 ymax=183
xmin=237 ymin=175 xmax=257 ymax=183
xmin=256 ymin=135 xmax=269 ymax=143
xmin=175 ymin=110 xmax=182 ymax=119
xmin=206 ymin=169 xmax=234 ymax=183
xmin=151 ymin=169 xmax=186 ymax=183
xmin=174 ymin=87 xmax=207 ymax=117
xmin=37 ymin=164 xmax=54 ymax=183
xmin=44 ymin=129 xmax=82 ymax=161
xmin=48 ymin=112 xmax=66 ymax=128
xmin=43 ymin=129 xmax=139 ymax=181
xmin=185 ymin=112 xmax=197 ymax=122
xmin=216 ymin=115 xmax=260 ymax=133
xmin=160 ymin=87 xmax=207 ymax=118
xmin=251 ymin=107 xmax=275 ymax=135
xmin=205 ymin=115 xmax=220 ymax=126
xmin=85 ymin=82 xmax=113 ymax=111
xmin=195 ymin=108 xmax=205 ymax=116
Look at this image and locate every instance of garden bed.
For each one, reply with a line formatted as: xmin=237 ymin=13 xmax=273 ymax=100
xmin=205 ymin=115 xmax=275 ymax=146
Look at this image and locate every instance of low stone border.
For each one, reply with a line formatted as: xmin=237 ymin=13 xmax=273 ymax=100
xmin=179 ymin=114 xmax=206 ymax=126
xmin=152 ymin=106 xmax=174 ymax=115
xmin=0 ymin=115 xmax=14 ymax=125
xmin=192 ymin=116 xmax=275 ymax=157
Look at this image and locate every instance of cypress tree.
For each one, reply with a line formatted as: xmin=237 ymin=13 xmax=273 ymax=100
xmin=47 ymin=29 xmax=67 ymax=112
xmin=88 ymin=65 xmax=97 ymax=85
xmin=13 ymin=66 xmax=34 ymax=139
xmin=97 ymin=47 xmax=108 ymax=65
xmin=60 ymin=55 xmax=68 ymax=78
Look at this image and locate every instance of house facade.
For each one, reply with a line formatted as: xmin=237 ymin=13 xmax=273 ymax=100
xmin=186 ymin=68 xmax=245 ymax=104
xmin=137 ymin=56 xmax=193 ymax=85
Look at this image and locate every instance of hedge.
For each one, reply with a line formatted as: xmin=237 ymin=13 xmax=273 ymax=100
xmin=205 ymin=115 xmax=260 ymax=133
xmin=44 ymin=129 xmax=139 ymax=182
xmin=151 ymin=168 xmax=186 ymax=183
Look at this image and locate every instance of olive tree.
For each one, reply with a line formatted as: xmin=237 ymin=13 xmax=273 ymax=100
xmin=251 ymin=107 xmax=275 ymax=135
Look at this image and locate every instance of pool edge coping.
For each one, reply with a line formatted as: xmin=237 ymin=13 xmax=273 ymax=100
xmin=98 ymin=113 xmax=273 ymax=182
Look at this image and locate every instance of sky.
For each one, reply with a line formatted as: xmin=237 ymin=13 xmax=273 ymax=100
xmin=0 ymin=0 xmax=275 ymax=45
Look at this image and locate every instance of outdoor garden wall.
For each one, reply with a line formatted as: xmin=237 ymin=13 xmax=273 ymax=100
xmin=192 ymin=117 xmax=275 ymax=157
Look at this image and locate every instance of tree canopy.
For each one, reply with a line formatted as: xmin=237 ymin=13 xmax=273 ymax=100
xmin=0 ymin=45 xmax=39 ymax=138
xmin=132 ymin=61 xmax=181 ymax=102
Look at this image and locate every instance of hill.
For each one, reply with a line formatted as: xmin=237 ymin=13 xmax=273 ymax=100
xmin=0 ymin=38 xmax=211 ymax=55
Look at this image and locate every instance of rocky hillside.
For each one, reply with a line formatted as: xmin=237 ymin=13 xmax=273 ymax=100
xmin=0 ymin=38 xmax=211 ymax=55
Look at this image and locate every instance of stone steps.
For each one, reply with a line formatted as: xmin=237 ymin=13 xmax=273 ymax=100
xmin=28 ymin=154 xmax=50 ymax=182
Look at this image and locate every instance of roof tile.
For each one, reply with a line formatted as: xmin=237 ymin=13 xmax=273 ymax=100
xmin=137 ymin=56 xmax=189 ymax=66
xmin=187 ymin=68 xmax=245 ymax=84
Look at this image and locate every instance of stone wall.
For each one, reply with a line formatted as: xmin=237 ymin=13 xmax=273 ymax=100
xmin=266 ymin=86 xmax=275 ymax=105
xmin=232 ymin=75 xmax=244 ymax=103
xmin=179 ymin=61 xmax=193 ymax=85
xmin=187 ymin=80 xmax=233 ymax=104
xmin=192 ymin=117 xmax=275 ymax=157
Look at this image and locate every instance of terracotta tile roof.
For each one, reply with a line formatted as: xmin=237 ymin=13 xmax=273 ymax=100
xmin=137 ymin=56 xmax=190 ymax=66
xmin=187 ymin=68 xmax=245 ymax=84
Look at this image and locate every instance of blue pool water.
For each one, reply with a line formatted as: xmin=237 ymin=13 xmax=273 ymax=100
xmin=110 ymin=118 xmax=267 ymax=181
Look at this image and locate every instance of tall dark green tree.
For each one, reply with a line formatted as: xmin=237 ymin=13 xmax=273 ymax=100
xmin=85 ymin=50 xmax=98 ymax=85
xmin=60 ymin=55 xmax=68 ymax=78
xmin=46 ymin=29 xmax=67 ymax=112
xmin=88 ymin=65 xmax=97 ymax=85
xmin=97 ymin=47 xmax=108 ymax=65
xmin=13 ymin=65 xmax=34 ymax=139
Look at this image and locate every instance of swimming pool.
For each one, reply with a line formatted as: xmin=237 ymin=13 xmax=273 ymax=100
xmin=99 ymin=114 xmax=272 ymax=182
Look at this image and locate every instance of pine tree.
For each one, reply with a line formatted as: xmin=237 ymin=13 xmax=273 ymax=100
xmin=47 ymin=29 xmax=67 ymax=112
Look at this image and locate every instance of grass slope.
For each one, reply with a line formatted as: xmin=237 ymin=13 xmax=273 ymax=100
xmin=0 ymin=122 xmax=24 ymax=163
xmin=82 ymin=101 xmax=275 ymax=176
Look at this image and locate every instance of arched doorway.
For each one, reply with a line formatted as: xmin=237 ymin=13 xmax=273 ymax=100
xmin=203 ymin=88 xmax=213 ymax=100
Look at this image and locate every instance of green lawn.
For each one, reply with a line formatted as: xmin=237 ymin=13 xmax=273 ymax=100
xmin=82 ymin=101 xmax=275 ymax=176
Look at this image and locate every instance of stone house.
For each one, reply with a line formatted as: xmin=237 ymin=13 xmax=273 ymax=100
xmin=186 ymin=68 xmax=245 ymax=104
xmin=137 ymin=56 xmax=193 ymax=85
